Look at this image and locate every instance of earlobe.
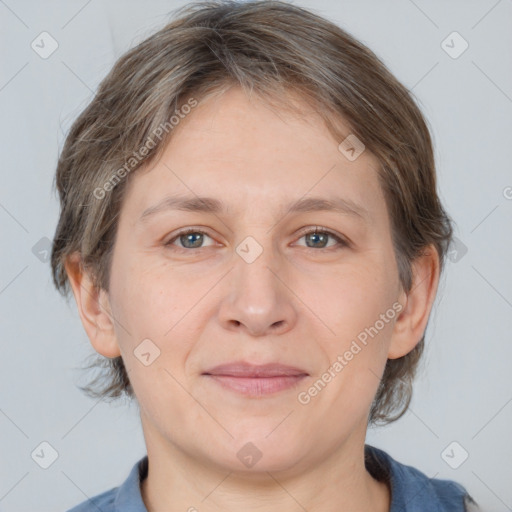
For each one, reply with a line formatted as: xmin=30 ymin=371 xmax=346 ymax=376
xmin=388 ymin=245 xmax=440 ymax=359
xmin=64 ymin=252 xmax=121 ymax=358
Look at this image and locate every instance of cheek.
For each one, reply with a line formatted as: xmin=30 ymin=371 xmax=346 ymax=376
xmin=107 ymin=260 xmax=193 ymax=390
xmin=306 ymin=307 xmax=393 ymax=420
xmin=111 ymin=266 xmax=196 ymax=417
xmin=315 ymin=264 xmax=396 ymax=337
xmin=110 ymin=257 xmax=181 ymax=331
xmin=311 ymin=266 xmax=397 ymax=405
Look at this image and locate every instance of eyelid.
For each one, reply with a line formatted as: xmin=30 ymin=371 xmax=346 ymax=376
xmin=295 ymin=225 xmax=348 ymax=242
xmin=164 ymin=225 xmax=349 ymax=251
xmin=164 ymin=226 xmax=218 ymax=248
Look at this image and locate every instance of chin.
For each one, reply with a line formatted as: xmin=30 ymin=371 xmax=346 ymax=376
xmin=221 ymin=432 xmax=308 ymax=474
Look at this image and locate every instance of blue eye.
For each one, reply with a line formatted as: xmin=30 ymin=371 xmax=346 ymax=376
xmin=297 ymin=227 xmax=347 ymax=249
xmin=164 ymin=226 xmax=348 ymax=252
xmin=165 ymin=229 xmax=216 ymax=250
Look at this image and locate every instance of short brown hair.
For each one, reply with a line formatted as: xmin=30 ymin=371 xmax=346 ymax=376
xmin=51 ymin=0 xmax=453 ymax=425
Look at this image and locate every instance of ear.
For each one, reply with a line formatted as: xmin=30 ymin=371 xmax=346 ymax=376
xmin=64 ymin=252 xmax=121 ymax=358
xmin=388 ymin=245 xmax=440 ymax=359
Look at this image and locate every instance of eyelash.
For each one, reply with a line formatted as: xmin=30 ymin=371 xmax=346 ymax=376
xmin=164 ymin=226 xmax=349 ymax=253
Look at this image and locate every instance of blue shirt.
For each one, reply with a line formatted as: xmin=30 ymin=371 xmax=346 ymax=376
xmin=66 ymin=445 xmax=479 ymax=511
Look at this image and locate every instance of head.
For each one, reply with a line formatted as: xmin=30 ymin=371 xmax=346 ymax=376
xmin=51 ymin=0 xmax=452 ymax=472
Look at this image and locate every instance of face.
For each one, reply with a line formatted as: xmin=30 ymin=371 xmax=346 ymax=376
xmin=104 ymin=86 xmax=407 ymax=474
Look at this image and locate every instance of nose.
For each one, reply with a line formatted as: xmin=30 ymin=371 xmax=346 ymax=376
xmin=217 ymin=244 xmax=298 ymax=337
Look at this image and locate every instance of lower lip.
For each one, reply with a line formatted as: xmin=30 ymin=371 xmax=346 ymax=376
xmin=205 ymin=375 xmax=307 ymax=396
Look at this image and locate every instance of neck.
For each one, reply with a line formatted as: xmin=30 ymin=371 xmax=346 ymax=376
xmin=140 ymin=422 xmax=390 ymax=512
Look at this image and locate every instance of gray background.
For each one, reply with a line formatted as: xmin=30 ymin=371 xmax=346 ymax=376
xmin=1 ymin=0 xmax=511 ymax=510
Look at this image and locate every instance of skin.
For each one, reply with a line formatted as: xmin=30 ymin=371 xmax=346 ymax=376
xmin=66 ymin=85 xmax=440 ymax=512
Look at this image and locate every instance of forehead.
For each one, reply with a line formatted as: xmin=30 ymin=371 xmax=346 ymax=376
xmin=124 ymin=87 xmax=387 ymax=224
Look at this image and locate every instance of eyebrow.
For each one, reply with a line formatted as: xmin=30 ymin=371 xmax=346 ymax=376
xmin=138 ymin=194 xmax=370 ymax=223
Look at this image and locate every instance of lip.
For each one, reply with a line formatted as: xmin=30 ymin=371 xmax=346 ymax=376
xmin=202 ymin=362 xmax=309 ymax=396
xmin=203 ymin=362 xmax=309 ymax=377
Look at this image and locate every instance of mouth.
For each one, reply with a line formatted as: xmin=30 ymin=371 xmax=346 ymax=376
xmin=202 ymin=362 xmax=309 ymax=397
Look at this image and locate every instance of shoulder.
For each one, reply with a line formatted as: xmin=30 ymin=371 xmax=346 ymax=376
xmin=64 ymin=455 xmax=149 ymax=512
xmin=365 ymin=444 xmax=481 ymax=512
xmin=65 ymin=487 xmax=117 ymax=512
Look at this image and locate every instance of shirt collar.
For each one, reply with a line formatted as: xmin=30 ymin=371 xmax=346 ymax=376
xmin=114 ymin=455 xmax=149 ymax=512
xmin=112 ymin=445 xmax=464 ymax=512
xmin=365 ymin=444 xmax=465 ymax=512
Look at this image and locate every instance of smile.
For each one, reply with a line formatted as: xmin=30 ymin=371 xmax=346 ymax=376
xmin=202 ymin=362 xmax=309 ymax=397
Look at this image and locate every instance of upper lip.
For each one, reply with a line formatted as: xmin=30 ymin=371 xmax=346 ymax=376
xmin=203 ymin=361 xmax=309 ymax=377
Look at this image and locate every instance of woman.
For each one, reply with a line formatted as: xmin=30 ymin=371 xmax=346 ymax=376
xmin=51 ymin=1 xmax=480 ymax=510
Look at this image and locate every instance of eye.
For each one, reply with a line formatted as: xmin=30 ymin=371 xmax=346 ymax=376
xmin=294 ymin=226 xmax=348 ymax=250
xmin=164 ymin=226 xmax=348 ymax=252
xmin=164 ymin=228 xmax=216 ymax=250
